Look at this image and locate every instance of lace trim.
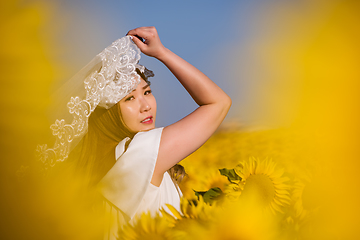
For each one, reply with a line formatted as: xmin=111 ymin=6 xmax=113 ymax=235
xmin=36 ymin=36 xmax=141 ymax=169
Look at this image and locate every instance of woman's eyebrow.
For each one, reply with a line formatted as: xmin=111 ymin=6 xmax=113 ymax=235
xmin=132 ymin=84 xmax=150 ymax=92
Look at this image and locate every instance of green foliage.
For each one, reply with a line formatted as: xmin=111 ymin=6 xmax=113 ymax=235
xmin=194 ymin=187 xmax=224 ymax=205
xmin=219 ymin=168 xmax=242 ymax=183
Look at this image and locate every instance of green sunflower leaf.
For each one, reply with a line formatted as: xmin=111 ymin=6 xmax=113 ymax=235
xmin=194 ymin=187 xmax=224 ymax=205
xmin=219 ymin=168 xmax=242 ymax=183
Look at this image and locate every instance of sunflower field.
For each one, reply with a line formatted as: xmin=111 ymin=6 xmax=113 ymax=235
xmin=118 ymin=124 xmax=357 ymax=240
xmin=1 ymin=0 xmax=360 ymax=239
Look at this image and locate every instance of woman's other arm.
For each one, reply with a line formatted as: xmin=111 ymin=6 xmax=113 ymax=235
xmin=127 ymin=27 xmax=231 ymax=186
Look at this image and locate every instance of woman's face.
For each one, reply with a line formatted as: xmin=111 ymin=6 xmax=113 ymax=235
xmin=118 ymin=79 xmax=157 ymax=133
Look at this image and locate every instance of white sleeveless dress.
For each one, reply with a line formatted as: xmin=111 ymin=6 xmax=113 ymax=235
xmin=97 ymin=128 xmax=182 ymax=240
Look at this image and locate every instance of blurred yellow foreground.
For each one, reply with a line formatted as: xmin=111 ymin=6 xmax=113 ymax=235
xmin=1 ymin=0 xmax=359 ymax=239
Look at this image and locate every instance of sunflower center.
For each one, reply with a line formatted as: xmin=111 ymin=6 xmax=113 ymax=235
xmin=241 ymin=174 xmax=275 ymax=205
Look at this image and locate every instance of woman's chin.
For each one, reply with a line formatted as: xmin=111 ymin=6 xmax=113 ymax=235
xmin=143 ymin=126 xmax=156 ymax=132
xmin=136 ymin=124 xmax=156 ymax=132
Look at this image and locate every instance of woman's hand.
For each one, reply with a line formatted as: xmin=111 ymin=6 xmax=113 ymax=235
xmin=127 ymin=27 xmax=167 ymax=59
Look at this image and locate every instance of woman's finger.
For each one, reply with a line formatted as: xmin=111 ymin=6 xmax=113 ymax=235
xmin=127 ymin=27 xmax=156 ymax=40
xmin=127 ymin=26 xmax=163 ymax=58
xmin=129 ymin=35 xmax=147 ymax=50
xmin=127 ymin=28 xmax=148 ymax=39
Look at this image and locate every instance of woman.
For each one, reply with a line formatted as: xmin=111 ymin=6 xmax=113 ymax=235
xmin=39 ymin=26 xmax=231 ymax=239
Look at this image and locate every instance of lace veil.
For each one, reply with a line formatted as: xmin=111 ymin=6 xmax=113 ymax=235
xmin=36 ymin=36 xmax=153 ymax=169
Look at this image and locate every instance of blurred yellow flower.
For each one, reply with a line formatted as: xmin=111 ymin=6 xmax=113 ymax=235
xmin=180 ymin=168 xmax=228 ymax=200
xmin=200 ymin=200 xmax=278 ymax=240
xmin=233 ymin=157 xmax=291 ymax=214
xmin=119 ymin=211 xmax=183 ymax=240
xmin=166 ymin=196 xmax=216 ymax=221
xmin=163 ymin=197 xmax=220 ymax=240
xmin=293 ymin=177 xmax=311 ymax=221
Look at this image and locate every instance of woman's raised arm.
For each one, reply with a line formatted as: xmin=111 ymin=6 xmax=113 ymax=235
xmin=127 ymin=27 xmax=231 ymax=186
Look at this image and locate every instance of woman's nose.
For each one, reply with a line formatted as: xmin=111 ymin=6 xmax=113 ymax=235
xmin=140 ymin=98 xmax=151 ymax=112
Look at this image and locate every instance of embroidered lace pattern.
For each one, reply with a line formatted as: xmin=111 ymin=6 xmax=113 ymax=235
xmin=36 ymin=36 xmax=142 ymax=169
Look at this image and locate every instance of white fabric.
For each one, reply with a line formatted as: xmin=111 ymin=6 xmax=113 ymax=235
xmin=133 ymin=171 xmax=182 ymax=221
xmin=97 ymin=128 xmax=182 ymax=240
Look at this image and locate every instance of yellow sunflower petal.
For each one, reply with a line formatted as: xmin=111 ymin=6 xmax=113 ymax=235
xmin=270 ymin=201 xmax=284 ymax=214
xmin=270 ymin=167 xmax=285 ymax=179
xmin=266 ymin=161 xmax=276 ymax=176
xmin=165 ymin=204 xmax=183 ymax=220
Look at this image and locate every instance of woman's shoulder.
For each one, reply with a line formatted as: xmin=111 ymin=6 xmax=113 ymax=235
xmin=131 ymin=127 xmax=163 ymax=149
xmin=133 ymin=127 xmax=164 ymax=139
xmin=130 ymin=127 xmax=164 ymax=146
xmin=115 ymin=127 xmax=164 ymax=160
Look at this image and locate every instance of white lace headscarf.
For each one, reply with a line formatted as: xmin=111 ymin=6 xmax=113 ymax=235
xmin=36 ymin=36 xmax=154 ymax=169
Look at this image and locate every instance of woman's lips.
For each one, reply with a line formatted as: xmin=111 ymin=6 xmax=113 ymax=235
xmin=141 ymin=116 xmax=153 ymax=124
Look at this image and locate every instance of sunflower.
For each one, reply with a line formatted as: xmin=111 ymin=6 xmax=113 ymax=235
xmin=165 ymin=196 xmax=217 ymax=221
xmin=118 ymin=211 xmax=184 ymax=240
xmin=182 ymin=169 xmax=228 ymax=197
xmin=179 ymin=164 xmax=229 ymax=200
xmin=195 ymin=199 xmax=277 ymax=240
xmin=161 ymin=196 xmax=219 ymax=239
xmin=292 ymin=177 xmax=310 ymax=221
xmin=231 ymin=157 xmax=291 ymax=214
xmin=292 ymin=170 xmax=325 ymax=220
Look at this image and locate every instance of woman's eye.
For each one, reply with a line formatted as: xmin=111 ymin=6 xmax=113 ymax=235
xmin=144 ymin=90 xmax=152 ymax=95
xmin=125 ymin=96 xmax=134 ymax=101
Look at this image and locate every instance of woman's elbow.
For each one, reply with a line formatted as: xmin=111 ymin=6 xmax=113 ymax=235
xmin=223 ymin=94 xmax=232 ymax=111
xmin=217 ymin=94 xmax=231 ymax=117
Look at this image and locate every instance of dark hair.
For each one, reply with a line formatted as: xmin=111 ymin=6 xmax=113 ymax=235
xmin=73 ymin=102 xmax=134 ymax=188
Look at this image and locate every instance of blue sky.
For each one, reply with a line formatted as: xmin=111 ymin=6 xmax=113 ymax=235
xmin=49 ymin=0 xmax=270 ymax=128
